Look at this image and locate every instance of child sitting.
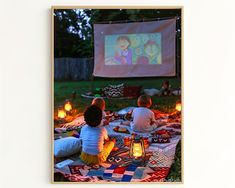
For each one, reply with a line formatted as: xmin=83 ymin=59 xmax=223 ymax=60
xmin=92 ymin=97 xmax=106 ymax=116
xmin=91 ymin=97 xmax=109 ymax=125
xmin=130 ymin=95 xmax=157 ymax=133
xmin=80 ymin=105 xmax=115 ymax=165
xmin=158 ymin=80 xmax=172 ymax=96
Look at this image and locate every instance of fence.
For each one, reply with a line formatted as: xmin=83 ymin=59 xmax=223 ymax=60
xmin=54 ymin=58 xmax=94 ymax=81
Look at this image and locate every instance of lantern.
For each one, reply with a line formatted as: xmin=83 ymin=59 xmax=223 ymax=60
xmin=58 ymin=106 xmax=66 ymax=119
xmin=64 ymin=100 xmax=72 ymax=112
xmin=175 ymin=101 xmax=182 ymax=112
xmin=129 ymin=135 xmax=145 ymax=163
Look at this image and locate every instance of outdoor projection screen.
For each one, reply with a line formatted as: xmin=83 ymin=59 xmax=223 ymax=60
xmin=93 ymin=18 xmax=176 ymax=77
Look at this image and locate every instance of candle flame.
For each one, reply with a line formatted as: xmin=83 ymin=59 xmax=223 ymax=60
xmin=64 ymin=102 xmax=72 ymax=112
xmin=175 ymin=103 xmax=181 ymax=112
xmin=58 ymin=109 xmax=66 ymax=119
xmin=132 ymin=143 xmax=143 ymax=157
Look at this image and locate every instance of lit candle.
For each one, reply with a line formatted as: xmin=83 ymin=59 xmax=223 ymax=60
xmin=130 ymin=136 xmax=145 ymax=162
xmin=132 ymin=143 xmax=143 ymax=158
xmin=58 ymin=107 xmax=66 ymax=119
xmin=175 ymin=102 xmax=182 ymax=112
xmin=64 ymin=100 xmax=72 ymax=112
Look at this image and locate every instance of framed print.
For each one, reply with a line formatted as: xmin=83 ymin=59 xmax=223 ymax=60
xmin=52 ymin=6 xmax=183 ymax=183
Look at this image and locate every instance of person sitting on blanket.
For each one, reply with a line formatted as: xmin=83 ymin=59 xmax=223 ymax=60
xmin=91 ymin=97 xmax=109 ymax=125
xmin=130 ymin=95 xmax=157 ymax=133
xmin=158 ymin=80 xmax=173 ymax=96
xmin=80 ymin=105 xmax=116 ymax=165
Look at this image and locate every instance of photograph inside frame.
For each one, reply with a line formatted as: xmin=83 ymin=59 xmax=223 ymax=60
xmin=52 ymin=7 xmax=182 ymax=183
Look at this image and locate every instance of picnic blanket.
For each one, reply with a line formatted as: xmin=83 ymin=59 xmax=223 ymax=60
xmin=54 ymin=109 xmax=181 ymax=182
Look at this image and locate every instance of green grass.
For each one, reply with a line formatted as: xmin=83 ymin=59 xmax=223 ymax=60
xmin=54 ymin=77 xmax=181 ymax=113
xmin=166 ymin=141 xmax=182 ymax=182
xmin=54 ymin=77 xmax=181 ymax=182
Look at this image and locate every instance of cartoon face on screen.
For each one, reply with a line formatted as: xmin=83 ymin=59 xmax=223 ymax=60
xmin=117 ymin=36 xmax=130 ymax=50
xmin=144 ymin=40 xmax=160 ymax=64
xmin=114 ymin=36 xmax=132 ymax=65
xmin=144 ymin=40 xmax=159 ymax=57
xmin=104 ymin=33 xmax=161 ymax=65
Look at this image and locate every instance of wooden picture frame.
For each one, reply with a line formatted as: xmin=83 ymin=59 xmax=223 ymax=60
xmin=51 ymin=6 xmax=183 ymax=184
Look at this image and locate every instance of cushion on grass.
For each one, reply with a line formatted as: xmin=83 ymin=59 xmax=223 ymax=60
xmin=144 ymin=88 xmax=160 ymax=96
xmin=102 ymin=83 xmax=124 ymax=98
xmin=172 ymin=90 xmax=181 ymax=96
xmin=54 ymin=137 xmax=82 ymax=157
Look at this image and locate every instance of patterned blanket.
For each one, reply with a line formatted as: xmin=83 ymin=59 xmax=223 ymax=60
xmin=54 ymin=110 xmax=181 ymax=182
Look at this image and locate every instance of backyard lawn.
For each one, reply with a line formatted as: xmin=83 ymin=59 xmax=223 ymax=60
xmin=54 ymin=77 xmax=181 ymax=113
xmin=54 ymin=77 xmax=182 ymax=182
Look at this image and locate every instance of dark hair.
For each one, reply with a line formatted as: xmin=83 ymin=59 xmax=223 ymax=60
xmin=117 ymin=36 xmax=131 ymax=45
xmin=84 ymin=105 xmax=102 ymax=127
xmin=162 ymin=80 xmax=170 ymax=87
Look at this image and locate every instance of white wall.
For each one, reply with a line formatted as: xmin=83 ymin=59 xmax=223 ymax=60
xmin=0 ymin=0 xmax=235 ymax=188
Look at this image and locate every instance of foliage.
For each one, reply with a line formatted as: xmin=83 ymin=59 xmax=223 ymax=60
xmin=54 ymin=9 xmax=181 ymax=58
xmin=54 ymin=9 xmax=93 ymax=57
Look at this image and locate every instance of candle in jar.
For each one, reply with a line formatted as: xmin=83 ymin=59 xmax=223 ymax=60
xmin=175 ymin=102 xmax=182 ymax=112
xmin=58 ymin=108 xmax=66 ymax=119
xmin=64 ymin=101 xmax=72 ymax=112
xmin=132 ymin=143 xmax=143 ymax=157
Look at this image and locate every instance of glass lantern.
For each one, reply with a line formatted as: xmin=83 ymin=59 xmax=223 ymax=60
xmin=64 ymin=100 xmax=72 ymax=112
xmin=58 ymin=106 xmax=66 ymax=119
xmin=175 ymin=101 xmax=182 ymax=112
xmin=129 ymin=135 xmax=145 ymax=163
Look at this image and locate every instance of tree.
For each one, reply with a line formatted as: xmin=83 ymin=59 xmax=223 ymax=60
xmin=54 ymin=9 xmax=181 ymax=58
xmin=54 ymin=9 xmax=92 ymax=57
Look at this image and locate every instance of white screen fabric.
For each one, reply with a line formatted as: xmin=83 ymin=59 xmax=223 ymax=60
xmin=93 ymin=18 xmax=176 ymax=77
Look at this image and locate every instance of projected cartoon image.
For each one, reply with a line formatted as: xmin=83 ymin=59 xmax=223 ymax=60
xmin=114 ymin=36 xmax=132 ymax=65
xmin=105 ymin=33 xmax=161 ymax=65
